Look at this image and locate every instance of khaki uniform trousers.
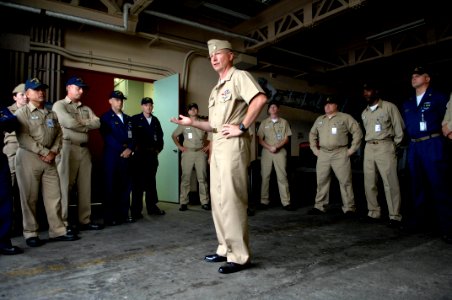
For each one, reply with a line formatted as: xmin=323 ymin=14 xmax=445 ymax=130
xmin=57 ymin=141 xmax=92 ymax=226
xmin=260 ymin=148 xmax=290 ymax=206
xmin=15 ymin=148 xmax=66 ymax=239
xmin=179 ymin=149 xmax=209 ymax=205
xmin=314 ymin=147 xmax=356 ymax=213
xmin=211 ymin=136 xmax=250 ymax=265
xmin=364 ymin=142 xmax=402 ymax=221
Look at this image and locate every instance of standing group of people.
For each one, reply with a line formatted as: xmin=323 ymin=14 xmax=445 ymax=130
xmin=1 ymin=39 xmax=450 ymax=281
xmin=0 ymin=76 xmax=167 ymax=254
xmin=308 ymin=66 xmax=452 ymax=245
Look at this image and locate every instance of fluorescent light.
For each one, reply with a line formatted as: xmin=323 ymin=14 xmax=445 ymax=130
xmin=366 ymin=19 xmax=425 ymax=41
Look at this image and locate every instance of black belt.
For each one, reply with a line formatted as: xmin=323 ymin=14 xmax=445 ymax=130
xmin=367 ymin=139 xmax=392 ymax=145
xmin=64 ymin=140 xmax=88 ymax=147
xmin=411 ymin=133 xmax=441 ymax=143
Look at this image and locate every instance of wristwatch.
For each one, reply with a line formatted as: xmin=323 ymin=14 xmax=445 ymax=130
xmin=239 ymin=123 xmax=248 ymax=132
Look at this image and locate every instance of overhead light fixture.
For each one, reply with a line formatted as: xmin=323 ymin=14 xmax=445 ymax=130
xmin=203 ymin=3 xmax=250 ymax=20
xmin=366 ymin=19 xmax=425 ymax=41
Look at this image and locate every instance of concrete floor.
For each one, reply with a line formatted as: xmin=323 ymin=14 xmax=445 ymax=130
xmin=1 ymin=202 xmax=451 ymax=300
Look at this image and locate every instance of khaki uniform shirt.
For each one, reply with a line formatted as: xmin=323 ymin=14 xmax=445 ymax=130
xmin=52 ymin=97 xmax=100 ymax=144
xmin=443 ymin=97 xmax=452 ymax=131
xmin=3 ymin=103 xmax=19 ymax=158
xmin=257 ymin=117 xmax=292 ymax=145
xmin=208 ymin=66 xmax=264 ymax=140
xmin=361 ymin=99 xmax=405 ymax=145
xmin=15 ymin=102 xmax=62 ymax=156
xmin=309 ymin=112 xmax=362 ymax=155
xmin=173 ymin=120 xmax=206 ymax=149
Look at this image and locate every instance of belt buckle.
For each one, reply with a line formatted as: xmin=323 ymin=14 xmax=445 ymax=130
xmin=212 ymin=128 xmax=218 ymax=133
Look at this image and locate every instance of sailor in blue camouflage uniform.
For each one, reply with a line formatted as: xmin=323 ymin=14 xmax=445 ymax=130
xmin=0 ymin=106 xmax=23 ymax=255
xmin=100 ymin=91 xmax=135 ymax=226
xmin=402 ymin=66 xmax=452 ymax=244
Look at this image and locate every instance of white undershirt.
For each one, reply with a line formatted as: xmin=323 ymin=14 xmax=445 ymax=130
xmin=370 ymin=104 xmax=378 ymax=112
xmin=116 ymin=113 xmax=124 ymax=123
xmin=146 ymin=116 xmax=152 ymax=125
xmin=416 ymin=92 xmax=425 ymax=106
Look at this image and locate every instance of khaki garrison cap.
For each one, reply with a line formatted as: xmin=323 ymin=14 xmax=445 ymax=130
xmin=207 ymin=39 xmax=232 ymax=56
xmin=12 ymin=83 xmax=25 ymax=94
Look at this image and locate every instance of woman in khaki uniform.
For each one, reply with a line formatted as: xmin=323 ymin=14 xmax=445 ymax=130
xmin=171 ymin=39 xmax=267 ymax=274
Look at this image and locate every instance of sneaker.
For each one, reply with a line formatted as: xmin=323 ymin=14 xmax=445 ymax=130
xmin=201 ymin=204 xmax=211 ymax=211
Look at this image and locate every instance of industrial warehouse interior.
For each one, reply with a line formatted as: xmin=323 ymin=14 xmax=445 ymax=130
xmin=1 ymin=0 xmax=452 ymax=299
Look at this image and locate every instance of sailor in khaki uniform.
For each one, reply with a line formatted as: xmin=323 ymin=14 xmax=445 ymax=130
xmin=257 ymin=101 xmax=294 ymax=211
xmin=442 ymin=93 xmax=452 ymax=139
xmin=172 ymin=102 xmax=210 ymax=212
xmin=361 ymin=83 xmax=405 ymax=227
xmin=171 ymin=39 xmax=267 ymax=274
xmin=308 ymin=97 xmax=362 ymax=215
xmin=53 ymin=76 xmax=103 ymax=232
xmin=16 ymin=78 xmax=79 ymax=247
xmin=3 ymin=83 xmax=28 ymax=233
xmin=3 ymin=83 xmax=28 ymax=185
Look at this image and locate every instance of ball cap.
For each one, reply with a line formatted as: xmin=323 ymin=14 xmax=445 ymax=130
xmin=25 ymin=78 xmax=49 ymax=91
xmin=207 ymin=39 xmax=232 ymax=56
xmin=412 ymin=66 xmax=430 ymax=76
xmin=66 ymin=75 xmax=88 ymax=87
xmin=110 ymin=90 xmax=127 ymax=100
xmin=141 ymin=97 xmax=153 ymax=105
xmin=187 ymin=103 xmax=198 ymax=110
xmin=12 ymin=83 xmax=25 ymax=94
xmin=323 ymin=96 xmax=339 ymax=105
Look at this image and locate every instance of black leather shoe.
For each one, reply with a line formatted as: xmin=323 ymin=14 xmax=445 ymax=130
xmin=257 ymin=203 xmax=268 ymax=210
xmin=50 ymin=234 xmax=80 ymax=242
xmin=247 ymin=208 xmax=255 ymax=216
xmin=79 ymin=223 xmax=104 ymax=231
xmin=105 ymin=220 xmax=120 ymax=226
xmin=387 ymin=219 xmax=402 ymax=229
xmin=1 ymin=245 xmax=24 ymax=255
xmin=123 ymin=217 xmax=136 ymax=223
xmin=218 ymin=262 xmax=250 ymax=274
xmin=132 ymin=213 xmax=144 ymax=220
xmin=307 ymin=208 xmax=325 ymax=215
xmin=66 ymin=225 xmax=79 ymax=235
xmin=179 ymin=204 xmax=188 ymax=211
xmin=361 ymin=216 xmax=381 ymax=224
xmin=283 ymin=204 xmax=296 ymax=211
xmin=148 ymin=206 xmax=165 ymax=215
xmin=442 ymin=234 xmax=452 ymax=244
xmin=204 ymin=254 xmax=227 ymax=263
xmin=201 ymin=204 xmax=211 ymax=211
xmin=344 ymin=210 xmax=357 ymax=219
xmin=26 ymin=237 xmax=45 ymax=247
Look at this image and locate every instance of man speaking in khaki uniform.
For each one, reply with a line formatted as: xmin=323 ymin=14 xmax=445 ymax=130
xmin=361 ymin=83 xmax=404 ymax=227
xmin=53 ymin=76 xmax=103 ymax=232
xmin=442 ymin=93 xmax=452 ymax=139
xmin=16 ymin=78 xmax=79 ymax=247
xmin=171 ymin=39 xmax=267 ymax=274
xmin=308 ymin=97 xmax=362 ymax=216
xmin=172 ymin=102 xmax=210 ymax=212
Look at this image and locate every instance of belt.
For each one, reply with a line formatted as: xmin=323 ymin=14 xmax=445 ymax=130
xmin=64 ymin=140 xmax=88 ymax=147
xmin=367 ymin=139 xmax=392 ymax=145
xmin=212 ymin=128 xmax=218 ymax=133
xmin=186 ymin=147 xmax=203 ymax=152
xmin=410 ymin=133 xmax=441 ymax=143
xmin=320 ymin=146 xmax=347 ymax=152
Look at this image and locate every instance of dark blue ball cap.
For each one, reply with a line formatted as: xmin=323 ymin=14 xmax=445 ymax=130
xmin=141 ymin=97 xmax=153 ymax=105
xmin=66 ymin=75 xmax=88 ymax=87
xmin=187 ymin=102 xmax=198 ymax=110
xmin=110 ymin=90 xmax=127 ymax=100
xmin=25 ymin=78 xmax=49 ymax=90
